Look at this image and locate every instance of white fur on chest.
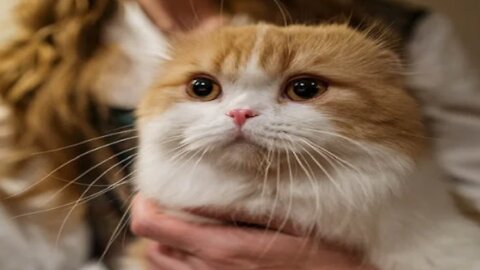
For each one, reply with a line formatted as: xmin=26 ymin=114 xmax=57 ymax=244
xmin=137 ymin=135 xmax=480 ymax=270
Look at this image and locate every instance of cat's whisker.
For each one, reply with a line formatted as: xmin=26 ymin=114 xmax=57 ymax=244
xmin=306 ymin=139 xmax=372 ymax=202
xmin=260 ymin=147 xmax=273 ymax=201
xmin=283 ymin=137 xmax=321 ymax=215
xmin=257 ymin=148 xmax=279 ymax=242
xmin=301 ymin=128 xmax=384 ymax=173
xmin=188 ymin=0 xmax=201 ymax=26
xmin=12 ymin=169 xmax=136 ymax=255
xmin=180 ymin=128 xmax=226 ymax=146
xmin=179 ymin=148 xmax=205 ymax=169
xmin=5 ymin=136 xmax=139 ymax=199
xmin=158 ymin=134 xmax=187 ymax=145
xmin=260 ymin=141 xmax=296 ymax=259
xmin=219 ymin=0 xmax=225 ymax=24
xmin=114 ymin=153 xmax=138 ymax=177
xmin=257 ymin=148 xmax=281 ymax=257
xmin=48 ymin=177 xmax=135 ymax=245
xmin=121 ymin=196 xmax=135 ymax=248
xmin=10 ymin=173 xmax=134 ymax=220
xmin=154 ymin=138 xmax=192 ymax=167
xmin=302 ymin=128 xmax=374 ymax=155
xmin=303 ymin=138 xmax=370 ymax=203
xmin=265 ymin=149 xmax=282 ymax=231
xmin=188 ymin=147 xmax=211 ymax=179
xmin=272 ymin=0 xmax=290 ymax=27
xmin=286 ymin=139 xmax=322 ymax=223
xmin=298 ymin=139 xmax=348 ymax=193
xmin=322 ymin=115 xmax=439 ymax=141
xmin=285 ymin=140 xmax=323 ymax=258
xmin=99 ymin=200 xmax=134 ymax=262
xmin=30 ymin=128 xmax=137 ymax=156
xmin=307 ymin=140 xmax=361 ymax=174
xmin=306 ymin=129 xmax=389 ymax=189
xmin=45 ymin=147 xmax=138 ymax=204
xmin=46 ymin=174 xmax=121 ymax=188
xmin=167 ymin=146 xmax=197 ymax=167
xmin=54 ymin=157 xmax=139 ymax=248
xmin=297 ymin=141 xmax=359 ymax=231
xmin=116 ymin=192 xmax=137 ymax=249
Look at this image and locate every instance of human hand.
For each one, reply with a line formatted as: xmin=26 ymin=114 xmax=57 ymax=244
xmin=136 ymin=0 xmax=224 ymax=33
xmin=130 ymin=196 xmax=376 ymax=270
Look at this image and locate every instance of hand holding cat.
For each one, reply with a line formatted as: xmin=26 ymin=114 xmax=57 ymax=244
xmin=131 ymin=196 xmax=376 ymax=270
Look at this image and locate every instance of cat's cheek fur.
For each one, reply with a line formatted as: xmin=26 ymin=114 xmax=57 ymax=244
xmin=136 ymin=114 xmax=251 ymax=209
xmin=137 ymin=109 xmax=412 ymax=234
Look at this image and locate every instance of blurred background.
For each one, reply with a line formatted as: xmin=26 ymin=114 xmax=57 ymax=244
xmin=405 ymin=0 xmax=480 ymax=70
xmin=1 ymin=0 xmax=479 ymax=70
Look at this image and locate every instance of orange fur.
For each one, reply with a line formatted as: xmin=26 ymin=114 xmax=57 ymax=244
xmin=140 ymin=24 xmax=425 ymax=161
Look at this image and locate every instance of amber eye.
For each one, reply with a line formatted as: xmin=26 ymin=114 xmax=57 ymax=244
xmin=187 ymin=77 xmax=221 ymax=101
xmin=285 ymin=77 xmax=328 ymax=101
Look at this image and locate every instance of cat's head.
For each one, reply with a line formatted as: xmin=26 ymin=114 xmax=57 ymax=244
xmin=137 ymin=24 xmax=426 ymax=175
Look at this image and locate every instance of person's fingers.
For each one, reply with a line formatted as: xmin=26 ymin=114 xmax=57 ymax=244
xmin=131 ymin=196 xmax=204 ymax=252
xmin=148 ymin=243 xmax=215 ymax=270
xmin=147 ymin=252 xmax=191 ymax=270
xmin=187 ymin=207 xmax=298 ymax=235
xmin=147 ymin=243 xmax=191 ymax=270
xmin=131 ymin=196 xmax=307 ymax=259
xmin=131 ymin=196 xmax=371 ymax=269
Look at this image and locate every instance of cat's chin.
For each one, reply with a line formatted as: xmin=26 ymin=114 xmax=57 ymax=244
xmin=212 ymin=139 xmax=268 ymax=170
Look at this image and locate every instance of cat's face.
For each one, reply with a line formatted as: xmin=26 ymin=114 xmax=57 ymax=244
xmin=137 ymin=24 xmax=425 ymax=174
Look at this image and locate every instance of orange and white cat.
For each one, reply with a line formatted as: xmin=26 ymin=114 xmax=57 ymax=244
xmin=134 ymin=24 xmax=480 ymax=270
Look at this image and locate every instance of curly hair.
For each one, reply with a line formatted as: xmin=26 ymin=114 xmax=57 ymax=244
xmin=0 ymin=0 xmax=127 ymax=202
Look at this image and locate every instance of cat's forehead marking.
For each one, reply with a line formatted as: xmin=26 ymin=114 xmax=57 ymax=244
xmin=236 ymin=25 xmax=271 ymax=86
xmin=243 ymin=25 xmax=269 ymax=74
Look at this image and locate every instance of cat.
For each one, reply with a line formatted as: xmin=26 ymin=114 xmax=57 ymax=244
xmin=134 ymin=23 xmax=480 ymax=270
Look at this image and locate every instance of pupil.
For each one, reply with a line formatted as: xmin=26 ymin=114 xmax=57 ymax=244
xmin=192 ymin=79 xmax=213 ymax=96
xmin=293 ymin=79 xmax=320 ymax=99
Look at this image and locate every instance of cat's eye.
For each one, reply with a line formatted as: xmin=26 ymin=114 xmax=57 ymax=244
xmin=187 ymin=77 xmax=222 ymax=101
xmin=285 ymin=77 xmax=328 ymax=101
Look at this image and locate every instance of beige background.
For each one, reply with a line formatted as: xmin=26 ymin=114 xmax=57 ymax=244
xmin=0 ymin=0 xmax=17 ymax=43
xmin=406 ymin=0 xmax=480 ymax=70
xmin=0 ymin=0 xmax=479 ymax=69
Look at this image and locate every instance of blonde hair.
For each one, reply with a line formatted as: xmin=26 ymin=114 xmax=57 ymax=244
xmin=0 ymin=0 xmax=124 ymax=199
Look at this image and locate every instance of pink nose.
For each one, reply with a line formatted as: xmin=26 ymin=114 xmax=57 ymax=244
xmin=227 ymin=109 xmax=259 ymax=127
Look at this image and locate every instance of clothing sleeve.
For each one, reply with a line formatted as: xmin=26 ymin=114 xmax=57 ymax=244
xmin=0 ymin=102 xmax=93 ymax=270
xmin=406 ymin=13 xmax=480 ymax=208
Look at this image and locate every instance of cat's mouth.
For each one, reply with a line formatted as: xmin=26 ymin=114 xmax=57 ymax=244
xmin=223 ymin=133 xmax=260 ymax=149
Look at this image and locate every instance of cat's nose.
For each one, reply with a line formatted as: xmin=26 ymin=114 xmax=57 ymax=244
xmin=227 ymin=109 xmax=259 ymax=127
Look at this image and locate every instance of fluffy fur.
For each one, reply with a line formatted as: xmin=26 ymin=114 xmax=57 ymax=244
xmin=135 ymin=24 xmax=480 ymax=269
xmin=1 ymin=0 xmax=479 ymax=269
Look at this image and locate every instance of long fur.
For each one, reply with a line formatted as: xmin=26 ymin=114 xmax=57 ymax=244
xmin=135 ymin=24 xmax=480 ymax=270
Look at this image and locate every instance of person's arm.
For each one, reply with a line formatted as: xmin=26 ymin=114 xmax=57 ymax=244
xmin=131 ymin=196 xmax=376 ymax=270
xmin=406 ymin=13 xmax=480 ymax=209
